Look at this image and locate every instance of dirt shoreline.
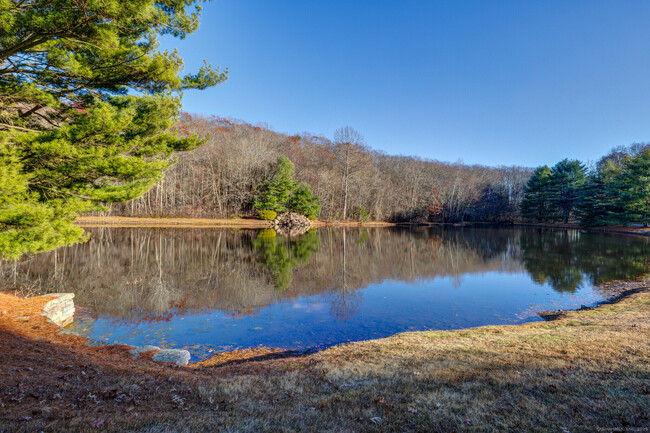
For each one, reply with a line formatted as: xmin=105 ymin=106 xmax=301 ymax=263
xmin=1 ymin=281 xmax=648 ymax=431
xmin=75 ymin=215 xmax=397 ymax=228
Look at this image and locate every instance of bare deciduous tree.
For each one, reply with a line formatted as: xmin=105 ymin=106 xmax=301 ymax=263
xmin=333 ymin=127 xmax=373 ymax=219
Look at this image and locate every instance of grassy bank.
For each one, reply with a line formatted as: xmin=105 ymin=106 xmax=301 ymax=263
xmin=1 ymin=286 xmax=648 ymax=432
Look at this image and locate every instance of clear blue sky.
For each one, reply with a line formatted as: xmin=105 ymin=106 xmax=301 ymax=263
xmin=165 ymin=0 xmax=650 ymax=167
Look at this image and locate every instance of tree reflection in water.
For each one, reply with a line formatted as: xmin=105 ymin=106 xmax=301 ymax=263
xmin=253 ymin=229 xmax=320 ymax=291
xmin=1 ymin=227 xmax=648 ymax=323
xmin=520 ymin=229 xmax=650 ymax=293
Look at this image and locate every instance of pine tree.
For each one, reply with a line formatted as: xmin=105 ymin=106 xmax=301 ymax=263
xmin=576 ymin=162 xmax=622 ymax=226
xmin=254 ymin=156 xmax=321 ymax=217
xmin=576 ymin=174 xmax=609 ymax=226
xmin=0 ymin=0 xmax=226 ymax=258
xmin=618 ymin=150 xmax=650 ymax=226
xmin=254 ymin=156 xmax=298 ymax=212
xmin=0 ymin=144 xmax=90 ymax=257
xmin=548 ymin=159 xmax=586 ymax=223
xmin=0 ymin=1 xmax=226 ymax=119
xmin=287 ymin=183 xmax=321 ymax=218
xmin=520 ymin=165 xmax=552 ymax=221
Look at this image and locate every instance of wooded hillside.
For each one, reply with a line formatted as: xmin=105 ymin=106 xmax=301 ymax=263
xmin=108 ymin=115 xmax=533 ymax=223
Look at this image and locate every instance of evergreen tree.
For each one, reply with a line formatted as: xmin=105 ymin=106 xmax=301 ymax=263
xmin=0 ymin=0 xmax=225 ymax=118
xmin=520 ymin=165 xmax=552 ymax=221
xmin=0 ymin=0 xmax=226 ymax=259
xmin=576 ymin=174 xmax=610 ymax=226
xmin=287 ymin=183 xmax=321 ymax=218
xmin=0 ymin=144 xmax=91 ymax=257
xmin=254 ymin=156 xmax=322 ymax=217
xmin=254 ymin=156 xmax=298 ymax=212
xmin=618 ymin=150 xmax=650 ymax=226
xmin=548 ymin=159 xmax=586 ymax=223
xmin=576 ymin=162 xmax=622 ymax=226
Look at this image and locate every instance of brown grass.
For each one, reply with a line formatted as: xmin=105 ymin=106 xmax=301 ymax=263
xmin=75 ymin=215 xmax=270 ymax=228
xmin=1 ymin=289 xmax=648 ymax=432
xmin=75 ymin=215 xmax=397 ymax=229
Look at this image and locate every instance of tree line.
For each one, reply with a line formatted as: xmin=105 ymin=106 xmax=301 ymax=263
xmin=520 ymin=143 xmax=650 ymax=226
xmin=107 ymin=114 xmax=533 ymax=224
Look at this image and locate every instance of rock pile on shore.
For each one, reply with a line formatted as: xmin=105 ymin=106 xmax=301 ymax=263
xmin=270 ymin=212 xmax=312 ymax=236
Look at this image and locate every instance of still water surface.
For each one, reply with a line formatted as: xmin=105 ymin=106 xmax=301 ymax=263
xmin=2 ymin=226 xmax=648 ymax=360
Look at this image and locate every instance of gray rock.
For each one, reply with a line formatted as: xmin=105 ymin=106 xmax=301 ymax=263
xmin=130 ymin=345 xmax=161 ymax=358
xmin=152 ymin=349 xmax=191 ymax=366
xmin=41 ymin=293 xmax=75 ymax=327
xmin=86 ymin=339 xmax=109 ymax=347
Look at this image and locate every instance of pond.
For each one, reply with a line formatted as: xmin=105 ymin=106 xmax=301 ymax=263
xmin=2 ymin=226 xmax=649 ymax=360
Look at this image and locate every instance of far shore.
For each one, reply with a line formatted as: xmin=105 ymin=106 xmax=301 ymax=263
xmin=514 ymin=221 xmax=650 ymax=237
xmin=75 ymin=215 xmax=397 ymax=228
xmin=76 ymin=216 xmax=650 ymax=238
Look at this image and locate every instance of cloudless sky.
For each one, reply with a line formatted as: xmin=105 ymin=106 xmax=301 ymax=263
xmin=164 ymin=0 xmax=650 ymax=167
